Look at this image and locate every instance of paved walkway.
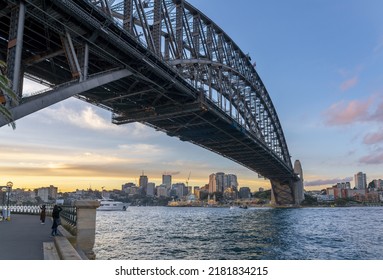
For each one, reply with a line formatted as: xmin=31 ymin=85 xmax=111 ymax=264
xmin=0 ymin=214 xmax=53 ymax=260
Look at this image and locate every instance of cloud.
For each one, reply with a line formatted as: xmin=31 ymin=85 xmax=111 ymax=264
xmin=162 ymin=171 xmax=181 ymax=176
xmin=368 ymin=100 xmax=383 ymax=122
xmin=305 ymin=177 xmax=353 ymax=187
xmin=363 ymin=131 xmax=383 ymax=145
xmin=323 ymin=98 xmax=373 ymax=126
xmin=57 ymin=105 xmax=117 ymax=131
xmin=340 ymin=76 xmax=358 ymax=91
xmin=118 ymin=143 xmax=165 ymax=156
xmin=39 ymin=100 xmax=158 ymax=139
xmin=359 ymin=151 xmax=383 ymax=165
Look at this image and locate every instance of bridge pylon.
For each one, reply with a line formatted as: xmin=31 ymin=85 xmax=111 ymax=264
xmin=270 ymin=160 xmax=304 ymax=207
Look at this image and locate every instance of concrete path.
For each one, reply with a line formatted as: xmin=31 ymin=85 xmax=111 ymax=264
xmin=0 ymin=214 xmax=53 ymax=260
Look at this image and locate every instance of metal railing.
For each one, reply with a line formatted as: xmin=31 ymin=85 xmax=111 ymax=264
xmin=0 ymin=204 xmax=77 ymax=227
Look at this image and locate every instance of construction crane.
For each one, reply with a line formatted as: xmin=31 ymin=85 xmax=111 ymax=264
xmin=186 ymin=171 xmax=192 ymax=194
xmin=186 ymin=171 xmax=191 ymax=187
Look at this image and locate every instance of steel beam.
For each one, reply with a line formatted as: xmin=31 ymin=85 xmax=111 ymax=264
xmin=6 ymin=1 xmax=25 ymax=99
xmin=0 ymin=69 xmax=132 ymax=127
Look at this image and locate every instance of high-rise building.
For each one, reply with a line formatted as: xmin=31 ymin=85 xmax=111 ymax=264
xmin=354 ymin=172 xmax=367 ymax=189
xmin=146 ymin=183 xmax=155 ymax=197
xmin=173 ymin=183 xmax=187 ymax=198
xmin=162 ymin=174 xmax=172 ymax=189
xmin=336 ymin=182 xmax=351 ymax=189
xmin=373 ymin=179 xmax=383 ymax=189
xmin=139 ymin=172 xmax=148 ymax=189
xmin=208 ymin=174 xmax=217 ymax=193
xmin=226 ymin=174 xmax=238 ymax=189
xmin=209 ymin=172 xmax=238 ymax=193
xmin=215 ymin=172 xmax=225 ymax=193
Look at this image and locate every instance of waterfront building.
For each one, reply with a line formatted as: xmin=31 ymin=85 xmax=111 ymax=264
xmin=209 ymin=172 xmax=238 ymax=193
xmin=316 ymin=194 xmax=335 ymax=202
xmin=146 ymin=183 xmax=155 ymax=197
xmin=123 ymin=185 xmax=139 ymax=196
xmin=224 ymin=186 xmax=237 ymax=200
xmin=239 ymin=187 xmax=251 ymax=199
xmin=122 ymin=182 xmax=135 ymax=191
xmin=336 ymin=182 xmax=351 ymax=189
xmin=194 ymin=187 xmax=201 ymax=199
xmin=156 ymin=185 xmax=168 ymax=197
xmin=354 ymin=172 xmax=367 ymax=189
xmin=346 ymin=189 xmax=366 ymax=200
xmin=193 ymin=186 xmax=200 ymax=195
xmin=37 ymin=185 xmax=58 ymax=202
xmin=208 ymin=174 xmax=217 ymax=193
xmin=373 ymin=179 xmax=383 ymax=190
xmin=327 ymin=187 xmax=340 ymax=199
xmin=226 ymin=174 xmax=238 ymax=189
xmin=172 ymin=183 xmax=187 ymax=198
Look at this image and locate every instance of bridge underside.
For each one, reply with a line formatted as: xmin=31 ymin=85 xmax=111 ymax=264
xmin=112 ymin=93 xmax=300 ymax=205
xmin=0 ymin=0 xmax=301 ymax=205
xmin=112 ymin=95 xmax=291 ymax=179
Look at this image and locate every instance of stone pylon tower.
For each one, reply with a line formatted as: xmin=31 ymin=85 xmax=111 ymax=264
xmin=293 ymin=160 xmax=304 ymax=204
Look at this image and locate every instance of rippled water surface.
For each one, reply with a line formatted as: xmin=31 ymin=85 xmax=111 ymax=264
xmin=94 ymin=206 xmax=383 ymax=260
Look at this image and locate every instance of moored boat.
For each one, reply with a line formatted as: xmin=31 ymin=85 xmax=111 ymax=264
xmin=97 ymin=198 xmax=128 ymax=211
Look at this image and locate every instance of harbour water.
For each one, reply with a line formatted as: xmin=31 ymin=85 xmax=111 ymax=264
xmin=94 ymin=206 xmax=383 ymax=260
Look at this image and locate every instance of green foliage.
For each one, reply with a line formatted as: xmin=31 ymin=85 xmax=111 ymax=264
xmin=253 ymin=189 xmax=271 ymax=200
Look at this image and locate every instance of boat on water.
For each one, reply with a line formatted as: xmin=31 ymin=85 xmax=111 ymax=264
xmin=97 ymin=198 xmax=128 ymax=211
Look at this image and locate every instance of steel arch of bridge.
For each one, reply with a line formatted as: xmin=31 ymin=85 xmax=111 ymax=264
xmin=109 ymin=0 xmax=293 ymax=173
xmin=0 ymin=0 xmax=301 ymax=205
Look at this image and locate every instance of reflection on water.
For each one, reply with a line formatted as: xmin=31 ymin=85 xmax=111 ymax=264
xmin=94 ymin=206 xmax=383 ymax=260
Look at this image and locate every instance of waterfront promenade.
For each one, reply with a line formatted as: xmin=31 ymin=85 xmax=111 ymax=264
xmin=0 ymin=214 xmax=53 ymax=260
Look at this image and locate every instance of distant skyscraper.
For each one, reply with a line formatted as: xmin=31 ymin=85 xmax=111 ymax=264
xmin=215 ymin=172 xmax=225 ymax=193
xmin=139 ymin=172 xmax=148 ymax=189
xmin=226 ymin=174 xmax=238 ymax=189
xmin=354 ymin=172 xmax=367 ymax=189
xmin=173 ymin=183 xmax=187 ymax=198
xmin=209 ymin=172 xmax=238 ymax=193
xmin=208 ymin=174 xmax=217 ymax=193
xmin=162 ymin=174 xmax=172 ymax=189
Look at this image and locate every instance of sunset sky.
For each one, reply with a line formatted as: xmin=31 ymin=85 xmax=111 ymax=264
xmin=1 ymin=0 xmax=383 ymax=192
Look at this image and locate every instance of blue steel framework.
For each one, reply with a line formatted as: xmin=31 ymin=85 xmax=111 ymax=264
xmin=0 ymin=0 xmax=301 ymax=205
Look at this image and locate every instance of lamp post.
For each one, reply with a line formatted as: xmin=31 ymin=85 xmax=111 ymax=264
xmin=1 ymin=187 xmax=6 ymax=220
xmin=3 ymin=181 xmax=12 ymax=221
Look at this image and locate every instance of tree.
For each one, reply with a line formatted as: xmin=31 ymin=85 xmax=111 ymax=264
xmin=368 ymin=180 xmax=375 ymax=190
xmin=0 ymin=60 xmax=19 ymax=129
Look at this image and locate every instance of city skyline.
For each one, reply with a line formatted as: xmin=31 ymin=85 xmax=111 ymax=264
xmin=1 ymin=0 xmax=383 ymax=192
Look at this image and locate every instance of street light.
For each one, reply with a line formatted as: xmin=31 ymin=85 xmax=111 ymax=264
xmin=1 ymin=187 xmax=7 ymax=220
xmin=1 ymin=181 xmax=13 ymax=221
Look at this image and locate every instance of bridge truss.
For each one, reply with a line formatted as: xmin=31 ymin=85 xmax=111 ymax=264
xmin=0 ymin=0 xmax=302 ymax=205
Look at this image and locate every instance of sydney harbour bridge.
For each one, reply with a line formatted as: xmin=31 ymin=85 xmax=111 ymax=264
xmin=0 ymin=0 xmax=304 ymax=206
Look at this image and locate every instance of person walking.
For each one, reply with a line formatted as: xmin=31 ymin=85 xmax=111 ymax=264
xmin=51 ymin=204 xmax=62 ymax=236
xmin=40 ymin=205 xmax=46 ymax=224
